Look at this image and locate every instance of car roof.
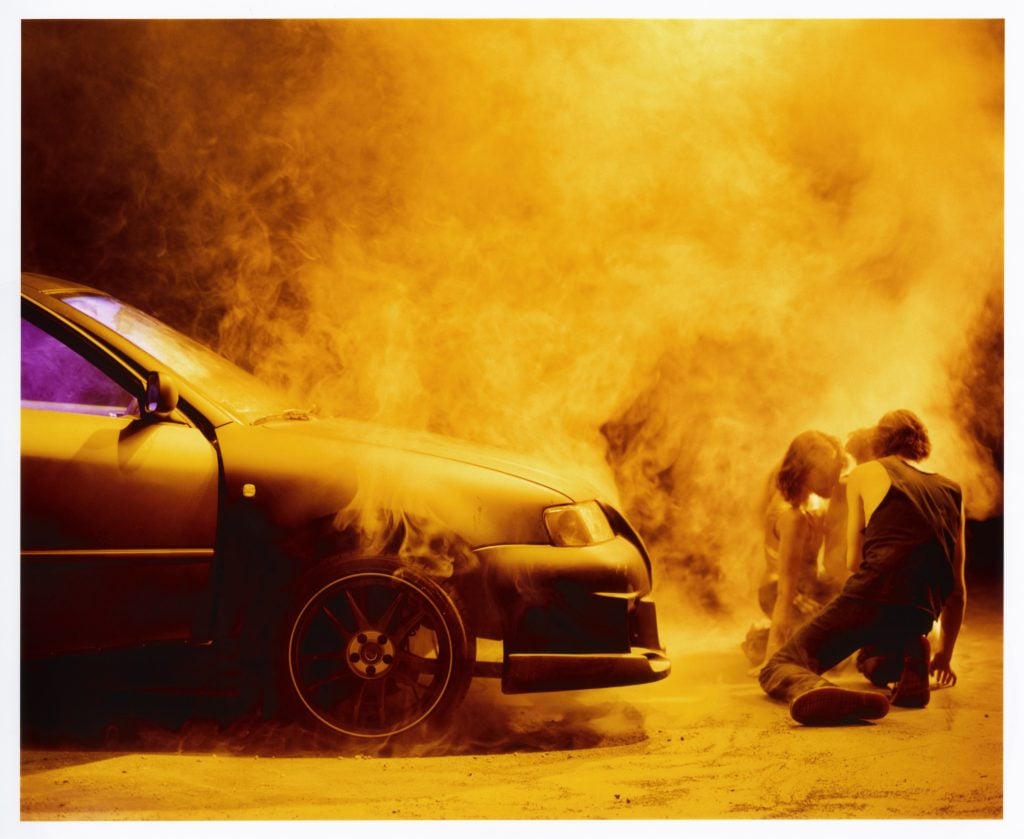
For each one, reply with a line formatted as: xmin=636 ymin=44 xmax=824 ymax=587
xmin=21 ymin=272 xmax=102 ymax=296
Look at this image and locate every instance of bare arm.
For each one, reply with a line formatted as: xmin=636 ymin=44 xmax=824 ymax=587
xmin=931 ymin=499 xmax=967 ymax=686
xmin=765 ymin=507 xmax=808 ymax=660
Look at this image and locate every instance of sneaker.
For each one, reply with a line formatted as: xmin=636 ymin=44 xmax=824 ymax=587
xmin=891 ymin=635 xmax=931 ymax=708
xmin=789 ymin=686 xmax=891 ymax=726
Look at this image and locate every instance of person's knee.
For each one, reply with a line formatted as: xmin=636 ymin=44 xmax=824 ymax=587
xmin=758 ymin=651 xmax=786 ymax=693
xmin=767 ymin=639 xmax=804 ymax=670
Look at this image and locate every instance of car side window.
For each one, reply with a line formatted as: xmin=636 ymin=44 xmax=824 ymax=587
xmin=21 ymin=317 xmax=137 ymax=417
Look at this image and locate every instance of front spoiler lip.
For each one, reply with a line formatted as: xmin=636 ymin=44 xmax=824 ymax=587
xmin=496 ymin=648 xmax=671 ymax=694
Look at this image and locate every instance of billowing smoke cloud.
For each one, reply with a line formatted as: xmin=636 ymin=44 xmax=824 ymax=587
xmin=22 ymin=20 xmax=1003 ymax=622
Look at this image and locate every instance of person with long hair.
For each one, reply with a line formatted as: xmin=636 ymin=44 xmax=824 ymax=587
xmin=747 ymin=431 xmax=846 ymax=666
xmin=758 ymin=409 xmax=966 ymax=725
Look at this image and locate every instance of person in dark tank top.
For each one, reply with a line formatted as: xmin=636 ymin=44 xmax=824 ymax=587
xmin=758 ymin=409 xmax=967 ymax=726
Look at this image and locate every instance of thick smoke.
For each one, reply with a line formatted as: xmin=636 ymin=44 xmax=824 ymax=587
xmin=22 ymin=20 xmax=1003 ymax=621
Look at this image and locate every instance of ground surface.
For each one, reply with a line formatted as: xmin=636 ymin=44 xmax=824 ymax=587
xmin=18 ymin=583 xmax=1004 ymax=822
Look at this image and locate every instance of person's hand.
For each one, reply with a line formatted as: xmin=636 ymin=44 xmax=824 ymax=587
xmin=793 ymin=593 xmax=823 ymax=616
xmin=929 ymin=650 xmax=958 ymax=687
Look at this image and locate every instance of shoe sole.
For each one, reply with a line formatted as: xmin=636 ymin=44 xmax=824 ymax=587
xmin=790 ymin=686 xmax=891 ymax=726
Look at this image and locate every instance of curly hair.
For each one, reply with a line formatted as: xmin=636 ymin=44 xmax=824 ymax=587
xmin=875 ymin=409 xmax=931 ymax=461
xmin=776 ymin=430 xmax=842 ymax=506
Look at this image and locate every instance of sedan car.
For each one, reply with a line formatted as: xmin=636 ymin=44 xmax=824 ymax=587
xmin=20 ymin=272 xmax=670 ymax=740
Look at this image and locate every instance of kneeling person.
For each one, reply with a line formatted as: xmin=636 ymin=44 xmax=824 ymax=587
xmin=758 ymin=409 xmax=966 ymax=726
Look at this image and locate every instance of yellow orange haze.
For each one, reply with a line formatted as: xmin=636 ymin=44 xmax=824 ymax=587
xmin=21 ymin=20 xmax=1004 ymax=624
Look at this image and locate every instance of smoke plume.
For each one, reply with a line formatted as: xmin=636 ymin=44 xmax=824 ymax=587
xmin=22 ymin=20 xmax=1004 ymax=620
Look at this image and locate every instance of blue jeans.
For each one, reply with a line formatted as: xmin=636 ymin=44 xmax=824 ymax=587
xmin=759 ymin=594 xmax=933 ymax=702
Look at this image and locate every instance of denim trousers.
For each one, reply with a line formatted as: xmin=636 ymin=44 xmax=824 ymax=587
xmin=758 ymin=594 xmax=933 ymax=702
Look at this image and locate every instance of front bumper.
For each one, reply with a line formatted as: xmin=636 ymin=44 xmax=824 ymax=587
xmin=501 ymin=647 xmax=671 ymax=694
xmin=473 ymin=536 xmax=670 ymax=692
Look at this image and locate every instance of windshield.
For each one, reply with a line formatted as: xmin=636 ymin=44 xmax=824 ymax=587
xmin=59 ymin=293 xmax=296 ymax=423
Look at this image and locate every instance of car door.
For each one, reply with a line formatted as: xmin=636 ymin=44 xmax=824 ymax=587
xmin=20 ymin=306 xmax=220 ymax=656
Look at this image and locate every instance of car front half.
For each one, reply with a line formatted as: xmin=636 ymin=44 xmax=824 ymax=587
xmin=21 ymin=273 xmax=670 ymax=740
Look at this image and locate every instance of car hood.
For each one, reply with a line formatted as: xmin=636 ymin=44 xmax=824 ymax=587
xmin=256 ymin=415 xmax=602 ymax=503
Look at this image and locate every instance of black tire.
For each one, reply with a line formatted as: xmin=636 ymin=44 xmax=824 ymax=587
xmin=283 ymin=557 xmax=474 ymax=739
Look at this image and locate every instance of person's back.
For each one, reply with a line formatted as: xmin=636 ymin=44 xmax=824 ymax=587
xmin=844 ymin=456 xmax=962 ymax=620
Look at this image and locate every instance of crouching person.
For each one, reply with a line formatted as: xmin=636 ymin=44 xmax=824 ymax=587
xmin=758 ymin=409 xmax=966 ymax=725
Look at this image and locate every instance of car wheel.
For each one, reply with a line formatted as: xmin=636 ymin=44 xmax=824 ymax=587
xmin=285 ymin=557 xmax=474 ymax=739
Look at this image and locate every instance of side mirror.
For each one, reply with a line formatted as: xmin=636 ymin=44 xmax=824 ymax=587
xmin=144 ymin=370 xmax=179 ymax=417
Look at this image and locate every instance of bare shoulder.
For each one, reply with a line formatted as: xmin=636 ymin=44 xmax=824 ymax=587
xmin=848 ymin=460 xmax=887 ymax=489
xmin=850 ymin=460 xmax=893 ymax=523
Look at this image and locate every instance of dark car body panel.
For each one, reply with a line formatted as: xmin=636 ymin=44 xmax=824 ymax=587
xmin=215 ymin=420 xmax=571 ymax=543
xmin=22 ymin=412 xmax=219 ymax=552
xmin=20 ymin=273 xmax=669 ymax=702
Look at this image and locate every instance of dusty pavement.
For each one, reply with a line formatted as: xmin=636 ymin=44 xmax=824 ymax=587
xmin=17 ymin=582 xmax=1005 ymax=822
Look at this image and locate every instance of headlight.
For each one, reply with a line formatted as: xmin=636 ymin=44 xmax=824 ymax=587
xmin=543 ymin=500 xmax=615 ymax=547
